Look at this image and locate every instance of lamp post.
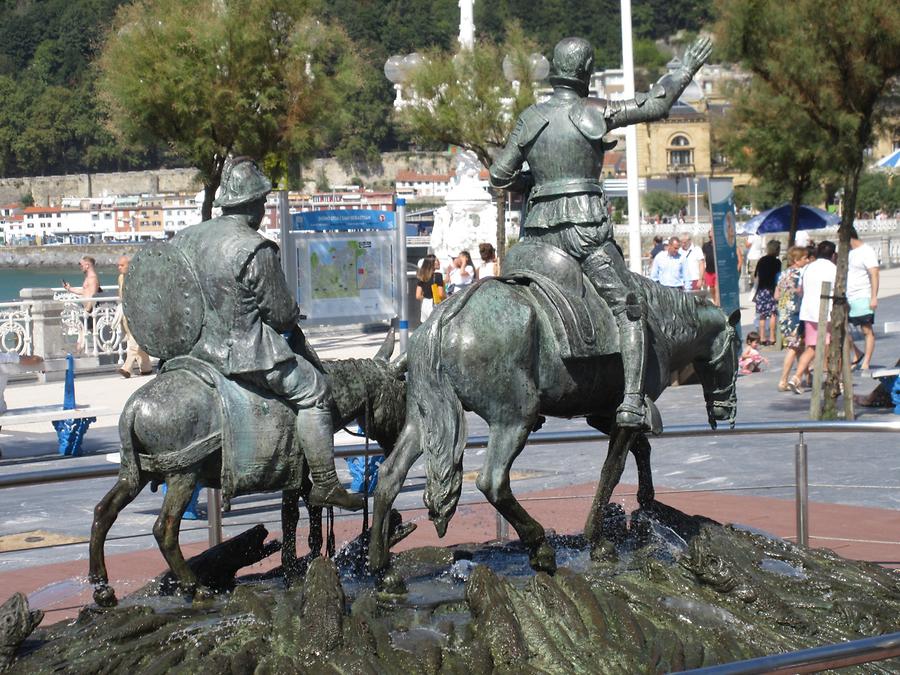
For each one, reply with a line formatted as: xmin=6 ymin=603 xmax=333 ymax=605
xmin=384 ymin=53 xmax=424 ymax=109
xmin=694 ymin=176 xmax=700 ymax=226
xmin=501 ymin=52 xmax=550 ymax=93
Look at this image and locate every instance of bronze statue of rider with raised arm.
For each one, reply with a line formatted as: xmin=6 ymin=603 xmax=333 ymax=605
xmin=490 ymin=36 xmax=712 ymax=429
xmin=170 ymin=157 xmax=364 ymax=511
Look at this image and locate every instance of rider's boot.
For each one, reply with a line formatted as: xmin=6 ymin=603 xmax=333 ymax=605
xmin=582 ymin=245 xmax=649 ymax=430
xmin=296 ymin=406 xmax=365 ymax=511
xmin=615 ymin=308 xmax=648 ymax=429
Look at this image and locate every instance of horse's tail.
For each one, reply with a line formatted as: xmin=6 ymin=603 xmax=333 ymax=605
xmin=412 ymin=294 xmax=469 ymax=537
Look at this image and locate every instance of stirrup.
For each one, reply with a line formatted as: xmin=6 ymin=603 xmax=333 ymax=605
xmin=616 ymin=394 xmax=647 ymax=430
xmin=309 ymin=481 xmax=365 ymax=511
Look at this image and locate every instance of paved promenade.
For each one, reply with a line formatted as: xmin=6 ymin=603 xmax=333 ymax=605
xmin=1 ymin=266 xmax=898 ymax=624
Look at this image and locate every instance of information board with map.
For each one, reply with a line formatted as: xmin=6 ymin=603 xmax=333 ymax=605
xmin=292 ymin=229 xmax=396 ymax=325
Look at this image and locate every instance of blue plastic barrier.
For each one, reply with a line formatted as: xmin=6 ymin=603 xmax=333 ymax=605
xmin=51 ymin=354 xmax=95 ymax=456
xmin=345 ymin=455 xmax=385 ymax=494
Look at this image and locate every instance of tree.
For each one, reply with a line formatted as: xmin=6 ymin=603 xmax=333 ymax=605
xmin=398 ymin=25 xmax=541 ymax=262
xmin=718 ymin=0 xmax=900 ymax=419
xmin=856 ymin=172 xmax=900 ymax=215
xmin=97 ymin=0 xmax=363 ymax=219
xmin=717 ymin=79 xmax=837 ymax=245
xmin=642 ymin=191 xmax=688 ymax=218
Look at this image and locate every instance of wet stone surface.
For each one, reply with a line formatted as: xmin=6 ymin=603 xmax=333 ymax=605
xmin=7 ymin=505 xmax=900 ymax=674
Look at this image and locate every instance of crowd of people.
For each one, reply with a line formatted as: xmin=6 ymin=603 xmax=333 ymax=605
xmin=415 ymin=243 xmax=498 ymax=323
xmin=648 ymin=231 xmax=721 ymax=303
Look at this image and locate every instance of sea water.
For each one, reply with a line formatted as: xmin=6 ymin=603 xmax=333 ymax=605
xmin=0 ymin=267 xmax=119 ymax=302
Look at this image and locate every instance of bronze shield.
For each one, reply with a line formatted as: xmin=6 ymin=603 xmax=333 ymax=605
xmin=123 ymin=243 xmax=204 ymax=360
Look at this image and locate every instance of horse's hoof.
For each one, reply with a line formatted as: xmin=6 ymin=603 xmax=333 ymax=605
xmin=388 ymin=521 xmax=417 ymax=547
xmin=530 ymin=542 xmax=557 ymax=574
xmin=191 ymin=585 xmax=217 ymax=603
xmin=377 ymin=569 xmax=407 ymax=597
xmin=590 ymin=539 xmax=618 ymax=563
xmin=93 ymin=585 xmax=118 ymax=608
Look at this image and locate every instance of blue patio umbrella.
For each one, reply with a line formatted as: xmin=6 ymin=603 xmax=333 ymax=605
xmin=874 ymin=148 xmax=900 ymax=170
xmin=737 ymin=203 xmax=840 ymax=235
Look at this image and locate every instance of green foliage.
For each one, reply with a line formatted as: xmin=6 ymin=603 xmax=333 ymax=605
xmin=0 ymin=0 xmax=160 ymax=176
xmin=0 ymin=0 xmax=715 ymax=179
xmin=98 ymin=0 xmax=364 ymax=217
xmin=715 ymin=77 xmax=836 ymax=235
xmin=315 ymin=167 xmax=331 ymax=192
xmin=20 ymin=193 xmax=34 ymax=208
xmin=399 ymin=25 xmax=540 ymax=168
xmin=856 ymin=172 xmax=900 ymax=214
xmin=642 ymin=191 xmax=687 ymax=217
xmin=633 ymin=39 xmax=668 ymax=70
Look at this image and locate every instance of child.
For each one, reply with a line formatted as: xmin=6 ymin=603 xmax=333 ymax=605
xmin=739 ymin=331 xmax=768 ymax=375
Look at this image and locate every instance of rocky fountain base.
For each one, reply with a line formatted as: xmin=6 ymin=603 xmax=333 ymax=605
xmin=5 ymin=503 xmax=900 ymax=673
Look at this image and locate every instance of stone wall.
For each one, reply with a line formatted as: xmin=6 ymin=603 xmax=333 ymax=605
xmin=0 ymin=153 xmax=455 ymax=203
xmin=304 ymin=151 xmax=454 ymax=191
xmin=0 ymin=168 xmax=202 ymax=206
xmin=0 ymin=244 xmax=142 ymax=268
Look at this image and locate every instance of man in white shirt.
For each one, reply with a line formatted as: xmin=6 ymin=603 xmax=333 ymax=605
xmin=846 ymin=226 xmax=879 ymax=370
xmin=789 ymin=240 xmax=837 ymax=392
xmin=679 ymin=233 xmax=704 ymax=291
xmin=794 ymin=229 xmax=810 ymax=248
xmin=650 ymin=237 xmax=686 ymax=289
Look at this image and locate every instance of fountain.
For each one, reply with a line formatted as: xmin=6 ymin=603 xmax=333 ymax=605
xmin=428 ymin=151 xmax=515 ymax=265
xmin=4 ymin=505 xmax=900 ymax=673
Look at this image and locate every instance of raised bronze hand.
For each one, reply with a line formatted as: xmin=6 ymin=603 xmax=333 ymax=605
xmin=682 ymin=36 xmax=713 ymax=75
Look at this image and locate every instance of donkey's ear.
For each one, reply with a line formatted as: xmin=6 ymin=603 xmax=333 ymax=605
xmin=728 ymin=309 xmax=741 ymax=327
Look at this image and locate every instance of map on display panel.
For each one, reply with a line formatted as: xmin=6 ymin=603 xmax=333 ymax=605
xmin=309 ymin=239 xmax=383 ymax=300
xmin=294 ymin=230 xmax=396 ymax=325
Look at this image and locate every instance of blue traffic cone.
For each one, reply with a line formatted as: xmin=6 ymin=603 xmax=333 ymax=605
xmin=52 ymin=354 xmax=95 ymax=456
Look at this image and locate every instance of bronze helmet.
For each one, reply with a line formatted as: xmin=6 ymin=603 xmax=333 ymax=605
xmin=213 ymin=156 xmax=272 ymax=208
xmin=548 ymin=37 xmax=594 ymax=96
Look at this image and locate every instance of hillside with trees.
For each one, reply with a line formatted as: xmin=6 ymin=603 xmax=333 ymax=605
xmin=0 ymin=0 xmax=713 ymax=179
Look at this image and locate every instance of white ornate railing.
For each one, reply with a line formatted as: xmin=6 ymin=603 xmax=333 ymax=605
xmin=52 ymin=290 xmax=125 ymax=360
xmin=0 ymin=301 xmax=33 ymax=355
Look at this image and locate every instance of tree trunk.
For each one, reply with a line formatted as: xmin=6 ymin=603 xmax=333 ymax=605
xmin=788 ymin=184 xmax=803 ymax=247
xmin=821 ymin=165 xmax=862 ymax=419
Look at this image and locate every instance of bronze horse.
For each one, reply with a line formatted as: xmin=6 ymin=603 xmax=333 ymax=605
xmin=369 ymin=266 xmax=740 ymax=574
xmin=89 ymin=334 xmax=404 ymax=607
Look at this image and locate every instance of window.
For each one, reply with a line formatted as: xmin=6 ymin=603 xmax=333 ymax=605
xmin=668 ymin=135 xmax=693 ymax=168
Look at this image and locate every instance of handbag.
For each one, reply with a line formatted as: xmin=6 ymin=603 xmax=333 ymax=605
xmin=431 ymin=279 xmax=445 ymax=304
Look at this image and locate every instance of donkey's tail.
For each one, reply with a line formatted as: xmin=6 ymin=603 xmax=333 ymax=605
xmin=412 ymin=299 xmax=468 ymax=536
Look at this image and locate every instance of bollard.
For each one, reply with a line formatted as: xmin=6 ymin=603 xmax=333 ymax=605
xmin=207 ymin=488 xmax=223 ymax=547
xmin=794 ymin=432 xmax=809 ymax=547
xmin=496 ymin=512 xmax=509 ymax=542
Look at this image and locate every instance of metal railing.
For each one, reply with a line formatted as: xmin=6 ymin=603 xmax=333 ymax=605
xmin=2 ymin=419 xmax=897 ymax=547
xmin=53 ymin=291 xmax=126 ymax=359
xmin=675 ymin=630 xmax=900 ymax=674
xmin=0 ymin=301 xmax=33 ymax=354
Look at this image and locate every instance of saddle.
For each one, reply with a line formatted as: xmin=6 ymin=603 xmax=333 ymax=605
xmin=500 ymin=240 xmax=618 ymax=360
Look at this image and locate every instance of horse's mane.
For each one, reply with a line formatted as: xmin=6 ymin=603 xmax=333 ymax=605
xmin=629 ymin=272 xmax=711 ymax=346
